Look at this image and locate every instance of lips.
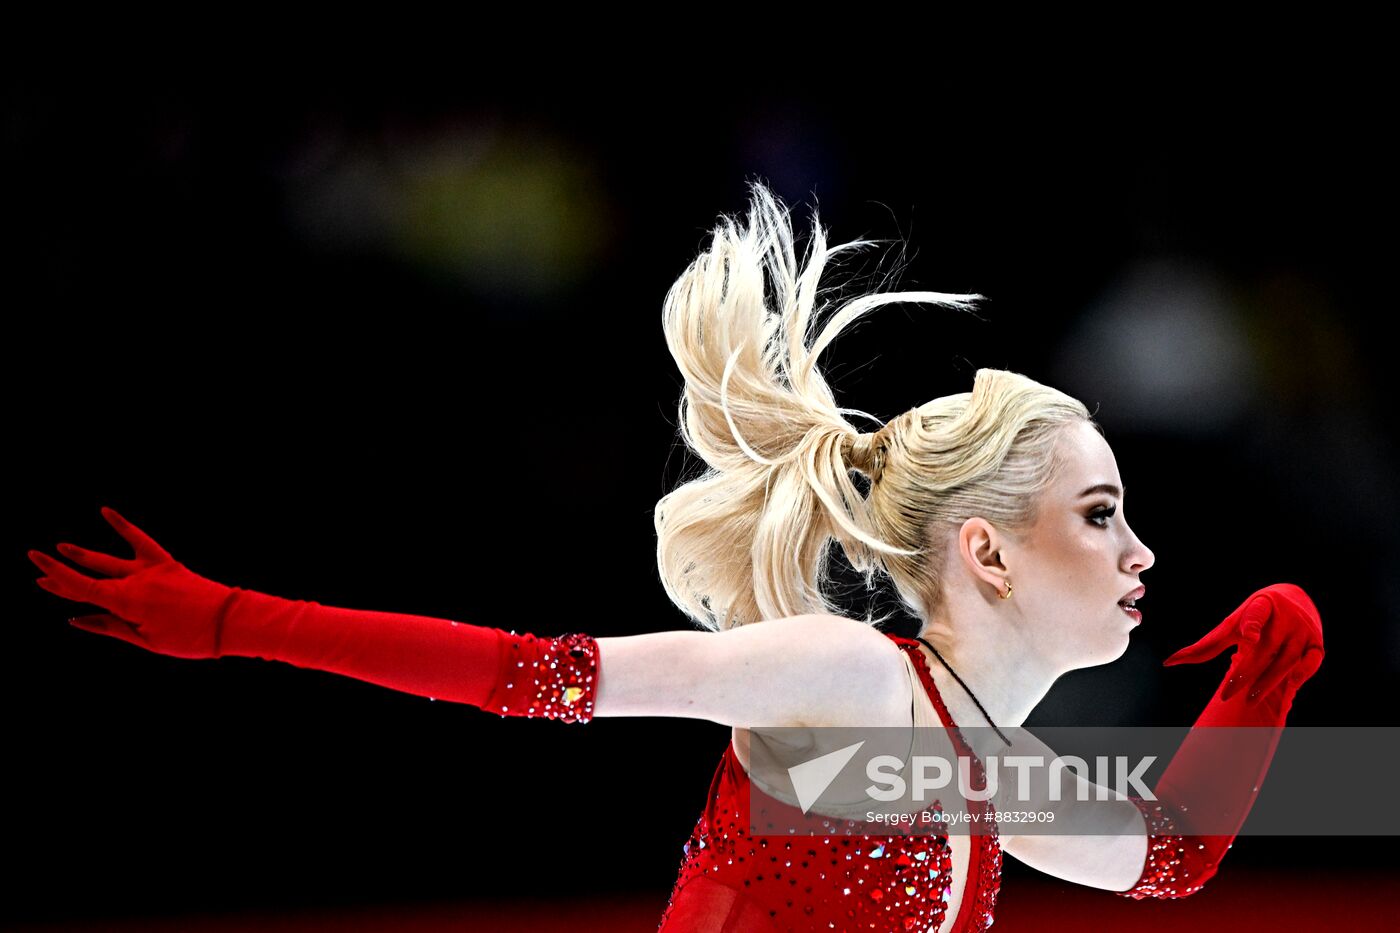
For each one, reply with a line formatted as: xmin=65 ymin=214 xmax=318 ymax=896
xmin=1119 ymin=585 xmax=1145 ymax=623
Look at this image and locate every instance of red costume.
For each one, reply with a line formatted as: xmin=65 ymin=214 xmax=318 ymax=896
xmin=656 ymin=635 xmax=1002 ymax=932
xmin=31 ymin=508 xmax=1323 ymax=931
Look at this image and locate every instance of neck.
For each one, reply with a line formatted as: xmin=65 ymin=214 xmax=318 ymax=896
xmin=914 ymin=611 xmax=1060 ymax=737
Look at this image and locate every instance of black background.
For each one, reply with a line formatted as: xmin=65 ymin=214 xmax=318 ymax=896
xmin=8 ymin=66 xmax=1397 ymax=925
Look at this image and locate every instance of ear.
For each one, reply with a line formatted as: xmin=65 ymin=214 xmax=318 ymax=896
xmin=956 ymin=517 xmax=1011 ymax=596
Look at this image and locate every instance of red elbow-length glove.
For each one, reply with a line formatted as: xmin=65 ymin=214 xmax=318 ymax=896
xmin=1116 ymin=582 xmax=1325 ymax=899
xmin=29 ymin=507 xmax=601 ymax=723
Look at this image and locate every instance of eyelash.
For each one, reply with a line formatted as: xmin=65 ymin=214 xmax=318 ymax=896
xmin=1088 ymin=505 xmax=1117 ymax=528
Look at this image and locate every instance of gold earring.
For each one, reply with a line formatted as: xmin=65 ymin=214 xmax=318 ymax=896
xmin=999 ymin=581 xmax=1013 ymax=600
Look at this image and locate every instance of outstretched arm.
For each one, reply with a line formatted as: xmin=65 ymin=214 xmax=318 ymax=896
xmin=31 ymin=507 xmax=907 ymax=730
xmin=593 ymin=616 xmax=907 ymax=728
xmin=995 ymin=584 xmax=1324 ymax=897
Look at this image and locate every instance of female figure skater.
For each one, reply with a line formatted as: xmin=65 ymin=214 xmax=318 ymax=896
xmin=30 ymin=183 xmax=1324 ymax=932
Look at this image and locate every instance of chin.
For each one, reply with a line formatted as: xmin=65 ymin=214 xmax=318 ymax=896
xmin=1079 ymin=629 xmax=1133 ymax=669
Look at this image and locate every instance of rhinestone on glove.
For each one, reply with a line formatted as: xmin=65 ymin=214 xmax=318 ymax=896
xmin=1116 ymin=793 xmax=1217 ymax=900
xmin=490 ymin=630 xmax=599 ymax=724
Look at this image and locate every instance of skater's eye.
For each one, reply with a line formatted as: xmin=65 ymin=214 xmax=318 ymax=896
xmin=1087 ymin=505 xmax=1117 ymax=528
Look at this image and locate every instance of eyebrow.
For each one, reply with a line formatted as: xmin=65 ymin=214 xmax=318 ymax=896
xmin=1078 ymin=483 xmax=1124 ymax=499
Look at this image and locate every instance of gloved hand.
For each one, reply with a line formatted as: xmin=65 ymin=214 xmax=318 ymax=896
xmin=1163 ymin=581 xmax=1325 ymax=712
xmin=30 ymin=507 xmax=601 ymax=722
xmin=29 ymin=506 xmax=241 ymax=659
xmin=1117 ymin=582 xmax=1324 ymax=899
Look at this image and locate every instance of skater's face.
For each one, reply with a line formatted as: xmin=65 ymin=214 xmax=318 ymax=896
xmin=993 ymin=421 xmax=1155 ymax=669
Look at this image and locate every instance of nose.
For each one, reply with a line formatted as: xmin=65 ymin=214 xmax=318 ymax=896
xmin=1125 ymin=524 xmax=1155 ymax=573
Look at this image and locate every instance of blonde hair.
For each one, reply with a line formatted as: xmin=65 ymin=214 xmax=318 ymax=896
xmin=654 ymin=181 xmax=1095 ymax=632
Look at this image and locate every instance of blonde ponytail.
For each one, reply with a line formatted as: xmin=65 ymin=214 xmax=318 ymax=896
xmin=653 ymin=182 xmax=985 ymax=631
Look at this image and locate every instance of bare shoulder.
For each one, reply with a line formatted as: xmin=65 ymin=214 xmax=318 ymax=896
xmin=795 ymin=613 xmax=908 ymax=660
xmin=776 ymin=614 xmax=913 ymax=729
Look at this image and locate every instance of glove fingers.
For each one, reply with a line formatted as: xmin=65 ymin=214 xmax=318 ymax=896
xmin=1271 ymin=582 xmax=1321 ymax=619
xmin=1288 ymin=644 xmax=1325 ymax=687
xmin=29 ymin=552 xmax=112 ymax=608
xmin=1237 ymin=594 xmax=1274 ymax=645
xmin=1219 ymin=640 xmax=1275 ymax=702
xmin=1272 ymin=584 xmax=1325 ymax=646
xmin=56 ymin=541 xmax=134 ymax=577
xmin=1244 ymin=636 xmax=1303 ymax=704
xmin=68 ymin=612 xmax=147 ymax=647
xmin=67 ymin=613 xmax=114 ymax=635
xmin=100 ymin=506 xmax=173 ymax=563
xmin=1174 ymin=593 xmax=1276 ymax=672
xmin=1162 ymin=617 xmax=1236 ymax=667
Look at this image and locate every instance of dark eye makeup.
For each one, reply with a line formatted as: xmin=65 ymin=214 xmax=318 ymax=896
xmin=1088 ymin=505 xmax=1117 ymax=528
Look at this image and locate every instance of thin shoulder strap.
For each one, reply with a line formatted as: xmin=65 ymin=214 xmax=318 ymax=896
xmin=890 ymin=634 xmax=994 ymax=771
xmin=915 ymin=636 xmax=1014 ymax=749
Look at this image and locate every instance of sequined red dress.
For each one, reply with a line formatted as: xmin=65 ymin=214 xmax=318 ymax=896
xmin=656 ymin=633 xmax=1002 ymax=932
